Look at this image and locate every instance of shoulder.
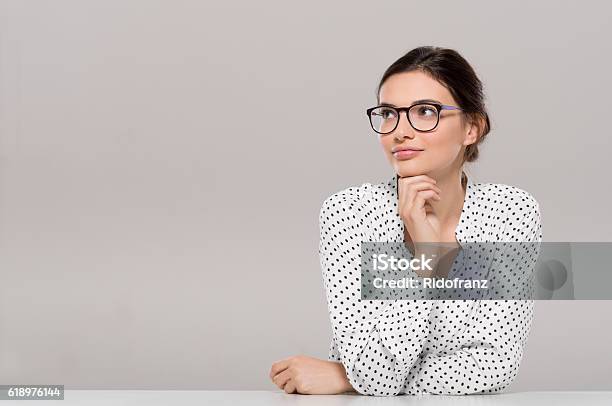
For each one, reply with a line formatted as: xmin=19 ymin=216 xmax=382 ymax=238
xmin=319 ymin=178 xmax=391 ymax=225
xmin=319 ymin=181 xmax=372 ymax=219
xmin=472 ymin=181 xmax=540 ymax=214
xmin=471 ymin=181 xmax=542 ymax=241
xmin=320 ymin=176 xmax=395 ymax=213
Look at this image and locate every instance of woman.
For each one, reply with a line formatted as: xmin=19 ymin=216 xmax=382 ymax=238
xmin=269 ymin=46 xmax=542 ymax=396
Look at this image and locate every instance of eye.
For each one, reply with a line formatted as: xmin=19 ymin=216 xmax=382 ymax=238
xmin=415 ymin=105 xmax=436 ymax=117
xmin=375 ymin=107 xmax=397 ymax=120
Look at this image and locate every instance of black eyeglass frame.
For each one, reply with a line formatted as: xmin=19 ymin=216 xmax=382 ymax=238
xmin=366 ymin=103 xmax=465 ymax=134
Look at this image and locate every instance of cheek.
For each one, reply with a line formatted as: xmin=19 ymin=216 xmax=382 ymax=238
xmin=426 ymin=131 xmax=463 ymax=157
xmin=379 ymin=135 xmax=393 ymax=153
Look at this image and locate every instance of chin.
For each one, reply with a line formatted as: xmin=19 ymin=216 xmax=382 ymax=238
xmin=394 ymin=163 xmax=427 ymax=178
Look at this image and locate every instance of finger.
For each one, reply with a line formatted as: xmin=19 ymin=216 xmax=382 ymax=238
xmin=398 ymin=176 xmax=437 ymax=200
xmin=403 ymin=181 xmax=442 ymax=200
xmin=399 ymin=181 xmax=441 ymax=215
xmin=269 ymin=359 xmax=291 ymax=380
xmin=398 ymin=176 xmax=437 ymax=199
xmin=413 ymin=190 xmax=441 ymax=212
xmin=406 ymin=190 xmax=441 ymax=221
xmin=272 ymin=368 xmax=292 ymax=390
xmin=284 ymin=379 xmax=296 ymax=394
xmin=402 ymin=182 xmax=442 ymax=212
xmin=398 ymin=174 xmax=437 ymax=185
xmin=399 ymin=178 xmax=441 ymax=197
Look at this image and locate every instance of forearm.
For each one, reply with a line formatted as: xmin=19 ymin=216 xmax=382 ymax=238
xmin=403 ymin=300 xmax=534 ymax=395
xmin=414 ymin=243 xmax=463 ymax=278
xmin=331 ymin=300 xmax=433 ymax=396
xmin=404 ymin=345 xmax=521 ymax=394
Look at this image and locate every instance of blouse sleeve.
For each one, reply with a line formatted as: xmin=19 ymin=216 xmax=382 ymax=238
xmin=328 ymin=337 xmax=341 ymax=362
xmin=319 ymin=194 xmax=433 ymax=396
xmin=402 ymin=201 xmax=542 ymax=394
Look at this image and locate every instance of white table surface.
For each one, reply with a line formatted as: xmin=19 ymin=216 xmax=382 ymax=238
xmin=2 ymin=390 xmax=611 ymax=405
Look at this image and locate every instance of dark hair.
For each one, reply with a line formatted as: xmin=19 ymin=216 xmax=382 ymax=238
xmin=376 ymin=46 xmax=491 ymax=188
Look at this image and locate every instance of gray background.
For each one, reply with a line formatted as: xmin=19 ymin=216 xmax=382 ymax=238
xmin=1 ymin=0 xmax=611 ymax=391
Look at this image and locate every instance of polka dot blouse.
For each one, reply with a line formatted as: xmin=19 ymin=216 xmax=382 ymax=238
xmin=318 ymin=173 xmax=543 ymax=396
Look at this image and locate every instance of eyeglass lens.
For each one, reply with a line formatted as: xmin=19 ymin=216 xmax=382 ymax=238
xmin=369 ymin=104 xmax=439 ymax=133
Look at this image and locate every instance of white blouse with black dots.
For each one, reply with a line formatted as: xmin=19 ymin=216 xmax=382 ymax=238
xmin=318 ymin=173 xmax=542 ymax=396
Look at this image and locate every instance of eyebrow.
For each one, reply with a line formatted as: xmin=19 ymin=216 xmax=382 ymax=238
xmin=379 ymin=99 xmax=442 ymax=107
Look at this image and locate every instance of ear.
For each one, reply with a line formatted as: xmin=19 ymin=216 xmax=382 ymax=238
xmin=462 ymin=114 xmax=483 ymax=146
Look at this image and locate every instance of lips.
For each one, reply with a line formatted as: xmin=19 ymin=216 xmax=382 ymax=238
xmin=392 ymin=146 xmax=424 ymax=153
xmin=392 ymin=147 xmax=423 ymax=160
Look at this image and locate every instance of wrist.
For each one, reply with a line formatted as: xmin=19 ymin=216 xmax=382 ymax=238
xmin=333 ymin=361 xmax=355 ymax=393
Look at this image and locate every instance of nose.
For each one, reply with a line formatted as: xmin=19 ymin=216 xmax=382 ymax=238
xmin=393 ymin=111 xmax=415 ymax=140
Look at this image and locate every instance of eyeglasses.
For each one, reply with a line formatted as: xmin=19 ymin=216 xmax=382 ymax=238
xmin=366 ymin=102 xmax=464 ymax=134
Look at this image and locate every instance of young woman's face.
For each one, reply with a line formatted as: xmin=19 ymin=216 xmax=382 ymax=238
xmin=377 ymin=70 xmax=477 ymax=179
